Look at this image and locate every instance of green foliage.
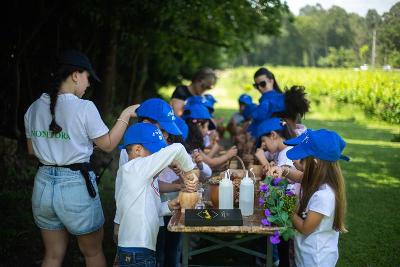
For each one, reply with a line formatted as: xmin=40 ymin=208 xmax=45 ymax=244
xmin=259 ymin=176 xmax=297 ymax=241
xmin=318 ymin=47 xmax=358 ymax=67
xmin=212 ymin=66 xmax=400 ymax=124
xmin=234 ymin=3 xmax=400 ymax=68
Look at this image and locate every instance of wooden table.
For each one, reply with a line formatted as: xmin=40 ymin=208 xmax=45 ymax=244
xmin=168 ymin=209 xmax=279 ymax=267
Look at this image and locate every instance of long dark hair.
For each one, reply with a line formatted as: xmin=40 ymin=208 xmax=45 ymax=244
xmin=167 ymin=134 xmax=191 ymax=153
xmin=185 ymin=119 xmax=205 ymax=152
xmin=47 ymin=65 xmax=85 ymax=134
xmin=274 ymin=85 xmax=310 ymax=122
xmin=253 ymin=67 xmax=281 ymax=92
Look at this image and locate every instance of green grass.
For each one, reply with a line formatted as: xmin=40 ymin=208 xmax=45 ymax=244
xmin=213 ymin=100 xmax=400 ymax=266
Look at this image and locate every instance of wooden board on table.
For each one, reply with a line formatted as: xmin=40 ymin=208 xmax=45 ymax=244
xmin=168 ymin=209 xmax=279 ymax=234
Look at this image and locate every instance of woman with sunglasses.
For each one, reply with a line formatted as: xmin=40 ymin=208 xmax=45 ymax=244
xmin=170 ymin=68 xmax=217 ymax=117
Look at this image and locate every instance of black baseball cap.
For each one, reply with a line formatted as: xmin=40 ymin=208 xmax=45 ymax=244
xmin=58 ymin=50 xmax=100 ymax=82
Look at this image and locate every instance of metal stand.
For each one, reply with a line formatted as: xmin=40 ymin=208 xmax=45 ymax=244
xmin=181 ymin=233 xmax=273 ymax=267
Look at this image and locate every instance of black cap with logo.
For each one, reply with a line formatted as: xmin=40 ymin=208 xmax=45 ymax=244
xmin=58 ymin=50 xmax=101 ymax=82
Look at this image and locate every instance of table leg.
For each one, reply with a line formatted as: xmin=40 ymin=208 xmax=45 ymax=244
xmin=182 ymin=233 xmax=189 ymax=267
xmin=266 ymin=235 xmax=272 ymax=267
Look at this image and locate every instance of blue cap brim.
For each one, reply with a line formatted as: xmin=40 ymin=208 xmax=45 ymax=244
xmin=284 ymin=135 xmax=304 ymax=146
xmin=159 ymin=121 xmax=182 ymax=135
xmin=286 ymin=144 xmax=312 ymax=160
xmin=142 ymin=141 xmax=167 ymax=154
xmin=340 ymin=155 xmax=350 ymax=161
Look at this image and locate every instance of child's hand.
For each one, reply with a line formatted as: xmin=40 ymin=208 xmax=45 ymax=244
xmin=170 ymin=164 xmax=184 ymax=177
xmin=183 ymin=178 xmax=198 ymax=192
xmin=227 ymin=146 xmax=238 ymax=158
xmin=267 ymin=166 xmax=283 ymax=178
xmin=168 ymin=198 xmax=181 ymax=211
xmin=113 ymin=223 xmax=119 ymax=244
xmin=192 ymin=150 xmax=203 ymax=165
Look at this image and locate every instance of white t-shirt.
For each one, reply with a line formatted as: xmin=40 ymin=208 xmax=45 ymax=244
xmin=277 ymin=146 xmax=294 ymax=167
xmin=115 ymin=143 xmax=195 ymax=250
xmin=295 ymin=184 xmax=339 ymax=267
xmin=24 ymin=93 xmax=109 ymax=165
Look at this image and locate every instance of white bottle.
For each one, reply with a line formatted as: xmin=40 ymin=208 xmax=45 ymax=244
xmin=219 ymin=170 xmax=233 ymax=209
xmin=239 ymin=171 xmax=254 ymax=216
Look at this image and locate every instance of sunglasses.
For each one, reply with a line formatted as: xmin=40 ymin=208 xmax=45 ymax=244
xmin=253 ymin=80 xmax=267 ymax=89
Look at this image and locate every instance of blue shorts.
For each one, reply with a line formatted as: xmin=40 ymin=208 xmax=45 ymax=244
xmin=117 ymin=247 xmax=156 ymax=267
xmin=32 ymin=166 xmax=104 ymax=235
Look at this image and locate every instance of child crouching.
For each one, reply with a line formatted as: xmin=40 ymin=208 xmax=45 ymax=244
xmin=114 ymin=123 xmax=197 ymax=266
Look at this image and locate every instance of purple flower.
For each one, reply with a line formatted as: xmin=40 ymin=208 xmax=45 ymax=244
xmin=261 ymin=218 xmax=270 ymax=226
xmin=258 ymin=197 xmax=265 ymax=206
xmin=285 ymin=190 xmax=295 ymax=196
xmin=264 ymin=208 xmax=271 ymax=217
xmin=260 ymin=184 xmax=269 ymax=192
xmin=272 ymin=178 xmax=282 ymax=185
xmin=270 ymin=231 xmax=280 ymax=244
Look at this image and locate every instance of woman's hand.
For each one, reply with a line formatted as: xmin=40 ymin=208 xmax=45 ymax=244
xmin=121 ymin=104 xmax=140 ymax=119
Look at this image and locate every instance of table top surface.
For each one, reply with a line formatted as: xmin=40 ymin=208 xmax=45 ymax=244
xmin=168 ymin=209 xmax=279 ymax=234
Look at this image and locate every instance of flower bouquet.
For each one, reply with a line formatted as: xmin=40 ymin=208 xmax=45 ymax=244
xmin=258 ymin=176 xmax=297 ymax=244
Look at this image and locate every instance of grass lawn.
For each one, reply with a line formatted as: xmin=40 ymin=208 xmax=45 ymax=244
xmin=212 ymin=98 xmax=400 ymax=266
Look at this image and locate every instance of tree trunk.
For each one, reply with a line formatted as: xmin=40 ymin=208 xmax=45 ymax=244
xmin=127 ymin=50 xmax=140 ymax=106
xmin=134 ymin=51 xmax=149 ymax=103
xmin=371 ymin=29 xmax=376 ymax=68
xmin=93 ymin=26 xmax=118 ymax=116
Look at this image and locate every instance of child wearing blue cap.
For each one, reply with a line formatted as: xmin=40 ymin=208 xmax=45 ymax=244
xmin=118 ymin=98 xmax=182 ymax=166
xmin=156 ymin=118 xmax=211 ymax=267
xmin=227 ymin=94 xmax=253 ymax=137
xmin=114 ymin=123 xmax=197 ymax=267
xmin=285 ymin=129 xmax=348 ymax=267
xmin=183 ymin=104 xmax=238 ymax=169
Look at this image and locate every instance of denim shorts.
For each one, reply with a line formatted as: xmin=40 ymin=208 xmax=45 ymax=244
xmin=117 ymin=247 xmax=156 ymax=267
xmin=32 ymin=166 xmax=104 ymax=235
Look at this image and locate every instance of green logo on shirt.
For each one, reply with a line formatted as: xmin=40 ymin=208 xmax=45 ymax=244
xmin=31 ymin=130 xmax=71 ymax=140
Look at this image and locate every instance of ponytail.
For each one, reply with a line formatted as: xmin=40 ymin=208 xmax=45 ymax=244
xmin=47 ymin=65 xmax=85 ymax=134
xmin=283 ymin=85 xmax=310 ymax=122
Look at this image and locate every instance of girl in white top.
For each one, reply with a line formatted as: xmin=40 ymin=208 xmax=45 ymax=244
xmin=24 ymin=50 xmax=138 ymax=267
xmin=286 ymin=129 xmax=348 ymax=267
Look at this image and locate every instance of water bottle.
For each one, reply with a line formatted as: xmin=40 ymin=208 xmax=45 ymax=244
xmin=239 ymin=171 xmax=254 ymax=216
xmin=219 ymin=170 xmax=233 ymax=209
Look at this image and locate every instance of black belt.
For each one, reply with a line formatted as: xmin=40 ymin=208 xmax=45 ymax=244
xmin=38 ymin=162 xmax=97 ymax=198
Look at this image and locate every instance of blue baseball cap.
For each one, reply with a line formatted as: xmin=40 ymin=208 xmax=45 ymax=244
xmin=286 ymin=129 xmax=350 ymax=162
xmin=136 ymin=98 xmax=182 ymax=135
xmin=256 ymin=118 xmax=285 ymax=138
xmin=119 ymin=123 xmax=167 ymax=153
xmin=186 ymin=95 xmax=216 ymax=112
xmin=238 ymin=94 xmax=253 ymax=105
xmin=243 ymin=103 xmax=257 ymax=120
xmin=175 ymin=116 xmax=189 ymax=141
xmin=284 ymin=128 xmax=313 ymax=146
xmin=182 ymin=104 xmax=216 ymax=130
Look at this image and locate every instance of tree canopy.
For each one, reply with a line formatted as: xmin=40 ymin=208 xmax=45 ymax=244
xmin=3 ymin=0 xmax=288 ymax=143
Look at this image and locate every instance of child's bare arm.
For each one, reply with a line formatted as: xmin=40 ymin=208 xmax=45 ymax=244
xmin=291 ymin=211 xmax=324 ymax=236
xmin=159 ymin=181 xmax=182 ymax=193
